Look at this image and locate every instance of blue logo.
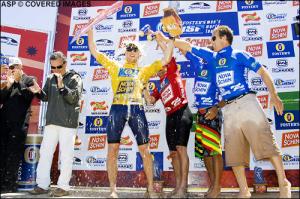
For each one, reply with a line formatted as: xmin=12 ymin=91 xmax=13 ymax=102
xmin=68 ymin=36 xmax=88 ymax=51
xmin=177 ymin=61 xmax=196 ymax=78
xmin=118 ymin=68 xmax=139 ymax=77
xmin=237 ymin=0 xmax=263 ymax=11
xmin=274 ymin=110 xmax=299 ymax=130
xmin=117 ymin=4 xmax=140 ymax=19
xmin=1 ymin=36 xmax=18 ymax=46
xmin=85 ymin=116 xmax=109 ymax=134
xmin=267 ymin=41 xmax=295 ymax=58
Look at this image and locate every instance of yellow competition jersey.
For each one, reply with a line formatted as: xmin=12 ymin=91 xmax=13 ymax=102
xmin=96 ymin=53 xmax=163 ymax=105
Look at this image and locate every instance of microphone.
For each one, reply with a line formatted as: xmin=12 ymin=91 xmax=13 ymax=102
xmin=139 ymin=24 xmax=156 ymax=41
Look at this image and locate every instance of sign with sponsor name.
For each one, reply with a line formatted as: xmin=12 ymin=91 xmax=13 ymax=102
xmin=282 ymin=131 xmax=299 ymax=148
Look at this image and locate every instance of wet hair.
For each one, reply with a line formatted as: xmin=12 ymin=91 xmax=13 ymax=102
xmin=214 ymin=25 xmax=233 ymax=45
xmin=50 ymin=51 xmax=67 ymax=62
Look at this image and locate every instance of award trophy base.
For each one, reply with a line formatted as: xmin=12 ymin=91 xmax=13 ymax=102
xmin=253 ymin=183 xmax=268 ymax=193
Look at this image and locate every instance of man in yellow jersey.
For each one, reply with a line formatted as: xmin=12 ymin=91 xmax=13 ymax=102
xmin=88 ymin=28 xmax=173 ymax=198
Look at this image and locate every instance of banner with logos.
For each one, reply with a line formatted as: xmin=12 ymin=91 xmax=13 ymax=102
xmin=67 ymin=1 xmax=299 ymax=171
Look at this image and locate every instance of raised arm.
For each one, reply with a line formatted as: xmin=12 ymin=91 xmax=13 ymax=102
xmin=160 ymin=38 xmax=174 ymax=66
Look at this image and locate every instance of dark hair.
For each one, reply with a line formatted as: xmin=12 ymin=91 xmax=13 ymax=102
xmin=214 ymin=26 xmax=233 ymax=45
xmin=50 ymin=51 xmax=67 ymax=62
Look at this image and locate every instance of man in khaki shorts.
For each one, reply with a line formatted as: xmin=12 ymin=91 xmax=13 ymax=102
xmin=162 ymin=25 xmax=291 ymax=198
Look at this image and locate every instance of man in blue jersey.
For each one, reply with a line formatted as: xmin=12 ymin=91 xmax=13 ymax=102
xmin=156 ymin=25 xmax=291 ymax=198
xmin=185 ymin=50 xmax=224 ymax=198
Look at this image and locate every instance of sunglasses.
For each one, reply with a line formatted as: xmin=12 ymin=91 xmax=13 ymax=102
xmin=9 ymin=65 xmax=19 ymax=70
xmin=51 ymin=63 xmax=65 ymax=70
xmin=211 ymin=36 xmax=216 ymax=41
xmin=126 ymin=44 xmax=139 ymax=52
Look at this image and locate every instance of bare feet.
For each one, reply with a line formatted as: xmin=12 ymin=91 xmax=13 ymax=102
xmin=237 ymin=191 xmax=251 ymax=198
xmin=165 ymin=188 xmax=178 ymax=197
xmin=110 ymin=191 xmax=118 ymax=198
xmin=279 ymin=180 xmax=291 ymax=198
xmin=204 ymin=186 xmax=213 ymax=197
xmin=207 ymin=186 xmax=221 ymax=198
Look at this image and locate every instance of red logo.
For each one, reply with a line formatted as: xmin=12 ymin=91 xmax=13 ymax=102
xmin=143 ymin=3 xmax=160 ymax=17
xmin=241 ymin=12 xmax=261 ymax=22
xmin=73 ymin=23 xmax=88 ymax=35
xmin=70 ymin=53 xmax=87 ymax=62
xmin=90 ymin=101 xmax=108 ymax=111
xmin=185 ymin=38 xmax=211 ymax=47
xmin=293 ymin=0 xmax=299 ymax=6
xmin=149 ymin=134 xmax=160 ymax=149
xmin=246 ymin=44 xmax=263 ymax=57
xmin=216 ymin=0 xmax=232 ymax=11
xmin=93 ymin=68 xmax=109 ymax=81
xmin=88 ymin=135 xmax=107 ymax=150
xmin=120 ymin=135 xmax=133 ymax=146
xmin=257 ymin=95 xmax=269 ymax=109
xmin=282 ymin=131 xmax=299 ymax=148
xmin=118 ymin=35 xmax=136 ymax=48
xmin=270 ymin=25 xmax=288 ymax=41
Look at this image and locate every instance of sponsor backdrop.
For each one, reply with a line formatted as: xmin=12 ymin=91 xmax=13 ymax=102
xmin=66 ymin=1 xmax=299 ymax=172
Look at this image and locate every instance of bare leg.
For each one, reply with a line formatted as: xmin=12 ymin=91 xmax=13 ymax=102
xmin=138 ymin=144 xmax=154 ymax=193
xmin=207 ymin=155 xmax=223 ymax=198
xmin=174 ymin=146 xmax=189 ymax=197
xmin=269 ymin=155 xmax=291 ymax=198
xmin=203 ymin=156 xmax=214 ymax=196
xmin=168 ymin=151 xmax=181 ymax=196
xmin=107 ymin=143 xmax=120 ymax=198
xmin=232 ymin=166 xmax=251 ymax=198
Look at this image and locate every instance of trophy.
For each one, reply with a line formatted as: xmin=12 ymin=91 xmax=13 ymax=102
xmin=253 ymin=166 xmax=268 ymax=193
xmin=160 ymin=7 xmax=183 ymax=38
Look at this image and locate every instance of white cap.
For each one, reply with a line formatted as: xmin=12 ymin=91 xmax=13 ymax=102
xmin=9 ymin=57 xmax=22 ymax=66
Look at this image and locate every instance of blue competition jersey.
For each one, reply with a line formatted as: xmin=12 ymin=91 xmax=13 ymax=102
xmin=186 ymin=51 xmax=219 ymax=109
xmin=191 ymin=46 xmax=261 ymax=101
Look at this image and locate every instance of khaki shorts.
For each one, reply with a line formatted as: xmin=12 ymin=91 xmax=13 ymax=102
xmin=223 ymin=93 xmax=281 ymax=167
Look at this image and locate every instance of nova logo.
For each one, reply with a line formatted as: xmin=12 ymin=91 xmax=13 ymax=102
xmin=284 ymin=112 xmax=295 ymax=122
xmin=118 ymin=35 xmax=136 ymax=48
xmin=143 ymin=3 xmax=160 ymax=17
xmin=216 ymin=0 xmax=232 ymax=11
xmin=216 ymin=71 xmax=234 ymax=87
xmin=88 ymin=135 xmax=106 ymax=150
xmin=93 ymin=68 xmax=109 ymax=81
xmin=275 ymin=43 xmax=285 ymax=51
xmin=116 ymin=80 xmax=135 ymax=94
xmin=124 ymin=6 xmax=132 ymax=13
xmin=270 ymin=26 xmax=288 ymax=40
xmin=246 ymin=44 xmax=263 ymax=57
xmin=218 ymin=58 xmax=226 ymax=65
xmin=185 ymin=38 xmax=210 ymax=47
xmin=194 ymin=81 xmax=210 ymax=95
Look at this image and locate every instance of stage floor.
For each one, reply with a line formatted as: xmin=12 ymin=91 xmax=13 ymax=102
xmin=1 ymin=186 xmax=299 ymax=198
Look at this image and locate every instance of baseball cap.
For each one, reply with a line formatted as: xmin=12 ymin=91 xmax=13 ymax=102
xmin=8 ymin=57 xmax=22 ymax=67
